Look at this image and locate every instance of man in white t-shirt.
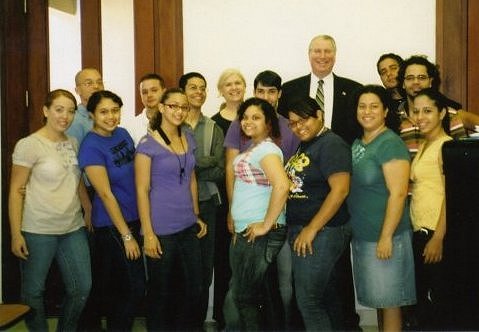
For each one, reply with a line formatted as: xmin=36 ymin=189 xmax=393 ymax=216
xmin=126 ymin=73 xmax=166 ymax=145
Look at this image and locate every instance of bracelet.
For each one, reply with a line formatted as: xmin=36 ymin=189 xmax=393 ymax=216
xmin=122 ymin=232 xmax=133 ymax=241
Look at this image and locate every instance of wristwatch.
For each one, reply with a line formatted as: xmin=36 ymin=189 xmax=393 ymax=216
xmin=122 ymin=232 xmax=133 ymax=241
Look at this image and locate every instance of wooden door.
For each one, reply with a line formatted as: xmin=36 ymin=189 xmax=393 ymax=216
xmin=436 ymin=0 xmax=479 ymax=114
xmin=1 ymin=0 xmax=102 ymax=305
xmin=1 ymin=0 xmax=48 ymax=303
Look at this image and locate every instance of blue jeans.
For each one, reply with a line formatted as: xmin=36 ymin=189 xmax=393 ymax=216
xmin=225 ymin=225 xmax=286 ymax=331
xmin=146 ymin=224 xmax=202 ymax=331
xmin=21 ymin=227 xmax=91 ymax=332
xmin=94 ymin=220 xmax=146 ymax=331
xmin=261 ymin=239 xmax=294 ymax=330
xmin=198 ymin=198 xmax=217 ymax=325
xmin=276 ymin=239 xmax=293 ymax=327
xmin=289 ymin=223 xmax=351 ymax=331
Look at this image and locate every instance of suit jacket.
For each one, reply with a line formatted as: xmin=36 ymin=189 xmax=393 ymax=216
xmin=278 ymin=73 xmax=362 ymax=145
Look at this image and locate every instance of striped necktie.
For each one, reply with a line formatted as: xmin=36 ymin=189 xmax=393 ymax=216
xmin=315 ymin=79 xmax=324 ymax=112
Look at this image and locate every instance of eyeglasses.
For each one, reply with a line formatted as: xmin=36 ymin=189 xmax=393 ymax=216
xmin=80 ymin=79 xmax=104 ymax=87
xmin=164 ymin=104 xmax=189 ymax=112
xmin=404 ymin=75 xmax=429 ymax=82
xmin=288 ymin=117 xmax=308 ymax=129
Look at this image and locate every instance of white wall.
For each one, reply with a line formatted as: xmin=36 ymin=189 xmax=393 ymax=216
xmin=183 ymin=0 xmax=436 ymax=116
xmin=49 ymin=3 xmax=82 ymax=96
xmin=101 ymin=0 xmax=136 ymax=128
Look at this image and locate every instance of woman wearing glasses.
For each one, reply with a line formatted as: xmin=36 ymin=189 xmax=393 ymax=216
xmin=284 ymin=97 xmax=352 ymax=331
xmin=135 ymin=88 xmax=207 ymax=331
xmin=397 ymin=56 xmax=479 ymax=158
xmin=78 ymin=90 xmax=145 ymax=331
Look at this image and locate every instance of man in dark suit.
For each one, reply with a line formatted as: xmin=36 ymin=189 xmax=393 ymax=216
xmin=279 ymin=35 xmax=362 ymax=331
xmin=279 ymin=35 xmax=361 ymax=145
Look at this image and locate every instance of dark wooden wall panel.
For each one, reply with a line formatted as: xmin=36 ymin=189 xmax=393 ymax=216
xmin=468 ymin=1 xmax=479 ymax=114
xmin=80 ymin=0 xmax=102 ymax=71
xmin=27 ymin=0 xmax=49 ymax=132
xmin=1 ymin=0 xmax=29 ymax=303
xmin=155 ymin=0 xmax=183 ymax=88
xmin=133 ymin=0 xmax=183 ymax=114
xmin=436 ymin=0 xmax=468 ymax=108
xmin=134 ymin=0 xmax=156 ymax=115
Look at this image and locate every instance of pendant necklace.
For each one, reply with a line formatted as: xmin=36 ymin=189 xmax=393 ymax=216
xmin=158 ymin=126 xmax=187 ymax=184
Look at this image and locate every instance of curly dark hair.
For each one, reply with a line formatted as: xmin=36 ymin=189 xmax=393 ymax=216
xmin=397 ymin=55 xmax=441 ymax=94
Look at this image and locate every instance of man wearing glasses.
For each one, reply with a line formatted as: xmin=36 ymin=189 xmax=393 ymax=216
xmin=67 ymin=68 xmax=104 ymax=145
xmin=396 ymin=55 xmax=479 ymax=157
xmin=69 ymin=68 xmax=103 ymax=332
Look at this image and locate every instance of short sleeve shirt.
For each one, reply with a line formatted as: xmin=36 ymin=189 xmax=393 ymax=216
xmin=78 ymin=127 xmax=138 ymax=227
xmin=285 ymin=130 xmax=351 ymax=227
xmin=348 ymin=129 xmax=411 ymax=241
xmin=231 ymin=139 xmax=285 ymax=232
xmin=136 ymin=131 xmax=197 ymax=235
xmin=12 ymin=134 xmax=84 ymax=234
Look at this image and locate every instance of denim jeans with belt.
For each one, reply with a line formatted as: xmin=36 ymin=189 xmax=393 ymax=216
xmin=224 ymin=225 xmax=287 ymax=331
xmin=289 ymin=222 xmax=351 ymax=331
xmin=94 ymin=220 xmax=146 ymax=331
xmin=21 ymin=227 xmax=91 ymax=332
xmin=146 ymin=224 xmax=202 ymax=331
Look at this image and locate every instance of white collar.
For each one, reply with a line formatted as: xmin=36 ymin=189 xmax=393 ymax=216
xmin=311 ymin=72 xmax=334 ymax=84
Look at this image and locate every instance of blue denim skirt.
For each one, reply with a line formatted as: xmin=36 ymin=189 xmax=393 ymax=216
xmin=352 ymin=230 xmax=416 ymax=308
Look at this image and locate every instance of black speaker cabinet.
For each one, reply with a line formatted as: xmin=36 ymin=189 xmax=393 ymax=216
xmin=442 ymin=139 xmax=479 ymax=330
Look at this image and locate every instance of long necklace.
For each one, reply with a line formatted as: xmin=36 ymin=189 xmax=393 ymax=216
xmin=157 ymin=126 xmax=187 ymax=184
